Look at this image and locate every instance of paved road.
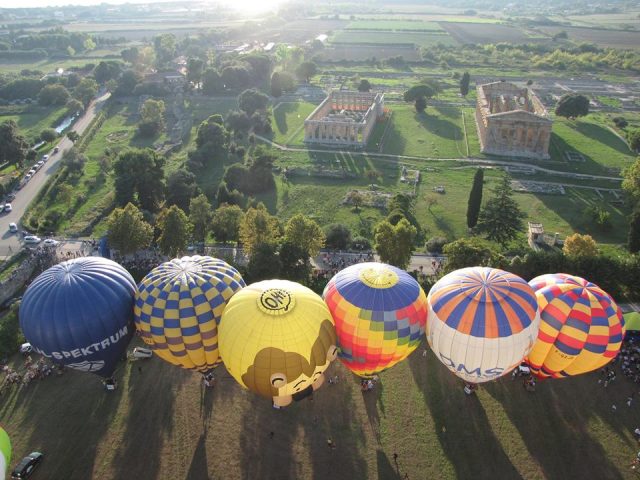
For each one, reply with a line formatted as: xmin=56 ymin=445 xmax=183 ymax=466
xmin=0 ymin=93 xmax=110 ymax=259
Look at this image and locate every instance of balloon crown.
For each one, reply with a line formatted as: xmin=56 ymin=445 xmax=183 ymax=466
xmin=258 ymin=288 xmax=296 ymax=315
xmin=358 ymin=265 xmax=399 ymax=289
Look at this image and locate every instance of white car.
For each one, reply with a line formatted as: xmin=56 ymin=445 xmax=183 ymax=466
xmin=24 ymin=235 xmax=41 ymax=244
xmin=37 ymin=160 xmax=45 ymax=168
xmin=42 ymin=154 xmax=49 ymax=161
xmin=4 ymin=203 xmax=11 ymax=212
xmin=28 ymin=169 xmax=36 ymax=176
xmin=20 ymin=342 xmax=33 ymax=354
xmin=131 ymin=347 xmax=153 ymax=359
xmin=9 ymin=222 xmax=17 ymax=233
xmin=43 ymin=238 xmax=60 ymax=247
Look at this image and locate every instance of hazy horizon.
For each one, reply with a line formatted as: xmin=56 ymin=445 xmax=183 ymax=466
xmin=0 ymin=0 xmax=285 ymax=11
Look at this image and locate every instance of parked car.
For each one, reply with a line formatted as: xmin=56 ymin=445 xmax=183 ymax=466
xmin=23 ymin=174 xmax=32 ymax=183
xmin=36 ymin=160 xmax=44 ymax=168
xmin=53 ymin=147 xmax=59 ymax=154
xmin=42 ymin=154 xmax=49 ymax=161
xmin=43 ymin=238 xmax=59 ymax=247
xmin=6 ymin=193 xmax=16 ymax=201
xmin=20 ymin=342 xmax=32 ymax=354
xmin=9 ymin=223 xmax=17 ymax=233
xmin=4 ymin=203 xmax=12 ymax=212
xmin=11 ymin=452 xmax=44 ymax=479
xmin=23 ymin=236 xmax=41 ymax=244
xmin=131 ymin=347 xmax=153 ymax=359
xmin=27 ymin=169 xmax=36 ymax=176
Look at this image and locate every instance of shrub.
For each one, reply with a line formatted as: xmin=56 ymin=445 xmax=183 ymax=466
xmin=425 ymin=236 xmax=448 ymax=254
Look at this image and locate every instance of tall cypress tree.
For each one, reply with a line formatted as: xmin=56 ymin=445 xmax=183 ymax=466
xmin=466 ymin=168 xmax=484 ymax=229
xmin=629 ymin=204 xmax=640 ymax=254
xmin=460 ymin=72 xmax=471 ymax=97
xmin=477 ymin=174 xmax=524 ymax=246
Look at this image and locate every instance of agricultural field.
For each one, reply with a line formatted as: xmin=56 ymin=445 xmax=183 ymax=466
xmin=563 ymin=13 xmax=640 ymax=29
xmin=345 ymin=20 xmax=444 ymax=31
xmin=330 ymin=30 xmax=456 ymax=47
xmin=540 ymin=26 xmax=640 ymax=50
xmin=2 ymin=336 xmax=639 ymax=480
xmin=441 ymin=22 xmax=549 ymax=44
xmin=314 ymin=45 xmax=422 ymax=62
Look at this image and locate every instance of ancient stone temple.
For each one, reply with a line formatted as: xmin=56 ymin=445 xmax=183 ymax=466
xmin=475 ymin=82 xmax=552 ymax=160
xmin=304 ymin=91 xmax=385 ymax=148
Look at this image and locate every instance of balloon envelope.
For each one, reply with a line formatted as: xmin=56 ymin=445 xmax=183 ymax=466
xmin=134 ymin=256 xmax=245 ymax=373
xmin=19 ymin=257 xmax=136 ymax=378
xmin=323 ymin=262 xmax=427 ymax=377
xmin=525 ymin=273 xmax=624 ymax=379
xmin=219 ymin=280 xmax=337 ymax=406
xmin=0 ymin=427 xmax=10 ymax=480
xmin=427 ymin=267 xmax=540 ymax=383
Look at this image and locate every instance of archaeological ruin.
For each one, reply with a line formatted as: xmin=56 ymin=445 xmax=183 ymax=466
xmin=475 ymin=82 xmax=553 ymax=160
xmin=304 ymin=91 xmax=385 ymax=148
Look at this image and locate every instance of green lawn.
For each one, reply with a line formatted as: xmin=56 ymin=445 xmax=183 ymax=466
xmin=271 ymin=101 xmax=317 ymax=146
xmin=1 ymin=336 xmax=638 ymax=480
xmin=377 ymin=104 xmax=468 ymax=158
xmin=549 ymin=115 xmax=636 ymax=175
xmin=0 ymin=105 xmax=67 ymax=143
xmin=185 ymin=96 xmax=239 ymax=125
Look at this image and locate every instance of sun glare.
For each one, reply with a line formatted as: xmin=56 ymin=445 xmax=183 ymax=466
xmin=221 ymin=0 xmax=286 ymax=14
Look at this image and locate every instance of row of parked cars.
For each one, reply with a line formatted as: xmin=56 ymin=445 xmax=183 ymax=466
xmin=20 ymin=152 xmax=53 ymax=188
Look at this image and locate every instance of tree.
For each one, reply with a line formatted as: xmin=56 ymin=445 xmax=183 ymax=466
xmin=374 ymin=218 xmax=417 ymax=270
xmin=324 ymin=223 xmax=351 ymax=250
xmin=238 ymin=88 xmax=269 ymax=115
xmin=113 ymin=148 xmax=165 ymax=211
xmin=628 ymin=128 xmax=640 ymax=153
xmin=239 ymin=204 xmax=280 ymax=256
xmin=66 ymin=98 xmax=83 ymax=115
xmin=121 ymin=46 xmax=140 ymax=64
xmin=106 ymin=202 xmax=153 ymax=255
xmin=563 ymin=233 xmax=598 ymax=258
xmin=211 ymin=203 xmax=244 ymax=244
xmin=115 ymin=70 xmax=141 ymax=97
xmin=74 ymin=78 xmax=98 ymax=108
xmin=166 ymin=170 xmax=198 ymax=211
xmin=157 ymin=205 xmax=191 ymax=257
xmin=0 ymin=120 xmax=28 ymax=167
xmin=459 ymin=71 xmax=471 ymax=97
xmin=93 ymin=61 xmax=122 ymax=84
xmin=555 ymin=94 xmax=590 ymax=119
xmin=279 ymin=241 xmax=311 ymax=283
xmin=61 ymin=147 xmax=86 ymax=172
xmin=623 ymin=158 xmax=640 ymax=200
xmin=476 ymin=174 xmax=524 ymax=246
xmin=270 ymin=72 xmax=283 ymax=97
xmin=466 ymin=168 xmax=484 ymax=229
xmin=138 ymin=98 xmax=165 ymax=137
xmin=346 ymin=190 xmax=364 ymax=212
xmin=189 ymin=194 xmax=212 ymax=243
xmin=414 ymin=95 xmax=427 ymax=113
xmin=57 ymin=184 xmax=74 ymax=207
xmin=40 ymin=128 xmax=57 ymax=144
xmin=295 ymin=62 xmax=317 ymax=83
xmin=221 ymin=66 xmax=250 ymax=90
xmin=187 ymin=57 xmax=204 ymax=85
xmin=629 ymin=205 xmax=640 ymax=254
xmin=358 ymin=79 xmax=371 ymax=92
xmin=202 ymin=69 xmax=223 ymax=96
xmin=247 ymin=242 xmax=282 ymax=282
xmin=66 ymin=131 xmax=80 ymax=143
xmin=153 ymin=33 xmax=177 ymax=67
xmin=284 ymin=214 xmax=325 ymax=257
xmin=38 ymin=84 xmax=70 ymax=106
xmin=226 ymin=110 xmax=251 ymax=134
xmin=442 ymin=237 xmax=502 ymax=273
xmin=403 ymin=84 xmax=435 ymax=102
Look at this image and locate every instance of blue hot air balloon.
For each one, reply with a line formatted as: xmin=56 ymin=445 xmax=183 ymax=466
xmin=19 ymin=257 xmax=136 ymax=379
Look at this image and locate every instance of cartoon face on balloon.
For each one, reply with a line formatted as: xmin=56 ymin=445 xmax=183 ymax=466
xmin=219 ymin=281 xmax=338 ymax=407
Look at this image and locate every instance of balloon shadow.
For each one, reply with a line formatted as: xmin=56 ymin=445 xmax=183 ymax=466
xmin=376 ymin=449 xmax=400 ymax=479
xmin=185 ymin=433 xmax=209 ymax=480
xmin=407 ymin=345 xmax=522 ymax=480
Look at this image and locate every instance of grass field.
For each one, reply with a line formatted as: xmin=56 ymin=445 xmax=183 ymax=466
xmin=2 ymin=336 xmax=639 ymax=480
xmin=271 ymin=101 xmax=317 ymax=146
xmin=0 ymin=106 xmax=66 ymax=143
xmin=441 ymin=22 xmax=547 ymax=44
xmin=331 ymin=30 xmax=456 ymax=47
xmin=540 ymin=26 xmax=640 ymax=50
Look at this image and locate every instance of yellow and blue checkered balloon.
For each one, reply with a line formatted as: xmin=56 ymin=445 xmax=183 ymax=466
xmin=134 ymin=256 xmax=245 ymax=373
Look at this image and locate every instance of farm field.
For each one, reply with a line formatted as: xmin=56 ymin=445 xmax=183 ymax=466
xmin=330 ymin=30 xmax=456 ymax=47
xmin=315 ymin=45 xmax=422 ymax=62
xmin=2 ymin=338 xmax=639 ymax=480
xmin=563 ymin=13 xmax=640 ymax=29
xmin=345 ymin=20 xmax=444 ymax=31
xmin=540 ymin=26 xmax=640 ymax=50
xmin=441 ymin=22 xmax=548 ymax=44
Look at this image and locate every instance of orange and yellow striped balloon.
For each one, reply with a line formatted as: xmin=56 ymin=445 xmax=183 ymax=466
xmin=526 ymin=273 xmax=624 ymax=379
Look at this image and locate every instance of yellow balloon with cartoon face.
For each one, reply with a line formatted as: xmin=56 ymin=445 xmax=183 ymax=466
xmin=219 ymin=280 xmax=338 ymax=407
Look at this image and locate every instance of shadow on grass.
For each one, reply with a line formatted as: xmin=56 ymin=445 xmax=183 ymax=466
xmin=273 ymin=102 xmax=301 ymax=136
xmin=572 ymin=120 xmax=633 ymax=156
xmin=185 ymin=433 xmax=209 ymax=480
xmin=408 ymin=347 xmax=522 ymax=480
xmin=484 ymin=378 xmax=625 ymax=480
xmin=548 ymin=132 xmax=604 ymax=175
xmin=111 ymin=355 xmax=188 ymax=480
xmin=239 ymin=363 xmax=368 ymax=480
xmin=415 ymin=112 xmax=462 ymax=141
xmin=376 ymin=449 xmax=400 ymax=479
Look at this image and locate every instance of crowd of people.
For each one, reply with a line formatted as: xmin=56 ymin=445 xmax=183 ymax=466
xmin=316 ymin=251 xmax=375 ymax=277
xmin=0 ymin=356 xmax=61 ymax=394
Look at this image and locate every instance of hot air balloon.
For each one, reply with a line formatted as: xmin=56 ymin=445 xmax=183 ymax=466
xmin=322 ymin=262 xmax=427 ymax=377
xmin=0 ymin=427 xmax=10 ymax=480
xmin=19 ymin=257 xmax=136 ymax=379
xmin=427 ymin=267 xmax=540 ymax=383
xmin=219 ymin=280 xmax=337 ymax=407
xmin=525 ymin=273 xmax=624 ymax=379
xmin=134 ymin=256 xmax=245 ymax=373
